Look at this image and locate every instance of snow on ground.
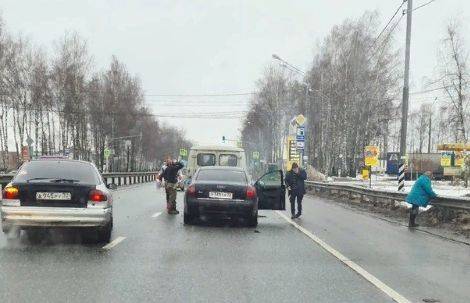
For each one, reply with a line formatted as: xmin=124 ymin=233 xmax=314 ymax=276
xmin=331 ymin=176 xmax=470 ymax=198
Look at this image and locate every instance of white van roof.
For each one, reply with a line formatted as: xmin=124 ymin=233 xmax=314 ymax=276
xmin=190 ymin=145 xmax=244 ymax=152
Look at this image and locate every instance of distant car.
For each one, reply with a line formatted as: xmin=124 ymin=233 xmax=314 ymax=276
xmin=1 ymin=159 xmax=114 ymax=243
xmin=183 ymin=166 xmax=286 ymax=226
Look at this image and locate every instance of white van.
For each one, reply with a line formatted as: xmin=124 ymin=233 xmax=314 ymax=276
xmin=186 ymin=145 xmax=247 ymax=179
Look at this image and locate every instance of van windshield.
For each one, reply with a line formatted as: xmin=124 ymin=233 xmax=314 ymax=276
xmin=197 ymin=153 xmax=216 ymax=166
xmin=219 ymin=154 xmax=237 ymax=166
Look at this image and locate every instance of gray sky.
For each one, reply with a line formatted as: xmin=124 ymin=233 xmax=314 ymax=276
xmin=2 ymin=0 xmax=469 ymax=145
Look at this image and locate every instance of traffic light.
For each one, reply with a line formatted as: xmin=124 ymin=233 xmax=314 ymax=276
xmin=222 ymin=136 xmax=226 ymax=143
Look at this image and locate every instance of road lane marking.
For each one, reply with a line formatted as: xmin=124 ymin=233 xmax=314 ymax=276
xmin=152 ymin=211 xmax=162 ymax=218
xmin=102 ymin=236 xmax=126 ymax=250
xmin=276 ymin=211 xmax=411 ymax=303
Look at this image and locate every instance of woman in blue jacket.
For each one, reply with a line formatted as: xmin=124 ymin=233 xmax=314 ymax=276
xmin=405 ymin=171 xmax=437 ymax=227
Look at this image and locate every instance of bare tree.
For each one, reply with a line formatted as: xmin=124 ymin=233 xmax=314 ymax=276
xmin=438 ymin=19 xmax=469 ymax=142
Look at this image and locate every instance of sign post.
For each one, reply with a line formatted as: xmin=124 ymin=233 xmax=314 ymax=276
xmin=294 ymin=115 xmax=306 ymax=167
xmin=364 ymin=146 xmax=379 ymax=188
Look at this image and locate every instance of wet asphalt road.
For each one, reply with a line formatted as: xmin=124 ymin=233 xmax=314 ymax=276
xmin=0 ymin=183 xmax=468 ymax=303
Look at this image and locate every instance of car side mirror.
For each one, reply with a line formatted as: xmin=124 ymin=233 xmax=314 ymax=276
xmin=106 ymin=183 xmax=118 ymax=190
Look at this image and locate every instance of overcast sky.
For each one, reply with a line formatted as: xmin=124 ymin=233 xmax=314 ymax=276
xmin=2 ymin=0 xmax=469 ymax=145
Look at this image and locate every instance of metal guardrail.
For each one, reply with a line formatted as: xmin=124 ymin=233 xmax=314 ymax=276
xmin=0 ymin=172 xmax=158 ymax=189
xmin=102 ymin=172 xmax=158 ymax=187
xmin=305 ymin=181 xmax=470 ymax=211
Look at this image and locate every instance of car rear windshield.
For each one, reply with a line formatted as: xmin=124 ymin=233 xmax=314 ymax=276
xmin=13 ymin=161 xmax=100 ymax=184
xmin=196 ymin=169 xmax=247 ymax=183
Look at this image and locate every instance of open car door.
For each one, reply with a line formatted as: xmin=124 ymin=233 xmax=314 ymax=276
xmin=255 ymin=170 xmax=286 ymax=210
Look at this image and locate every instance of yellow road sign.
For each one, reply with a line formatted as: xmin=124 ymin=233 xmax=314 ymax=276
xmin=179 ymin=148 xmax=188 ymax=157
xmin=364 ymin=146 xmax=379 ymax=167
xmin=440 ymin=151 xmax=452 ymax=167
xmin=295 ymin=114 xmax=306 ymax=126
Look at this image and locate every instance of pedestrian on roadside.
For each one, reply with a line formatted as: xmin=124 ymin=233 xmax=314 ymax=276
xmin=405 ymin=171 xmax=437 ymax=228
xmin=157 ymin=157 xmax=184 ymax=214
xmin=285 ymin=162 xmax=307 ymax=219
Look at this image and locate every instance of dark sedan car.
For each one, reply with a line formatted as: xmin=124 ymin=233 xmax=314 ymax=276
xmin=1 ymin=158 xmax=114 ymax=243
xmin=184 ymin=166 xmax=286 ymax=226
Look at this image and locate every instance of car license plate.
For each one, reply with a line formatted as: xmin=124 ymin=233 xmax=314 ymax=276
xmin=36 ymin=192 xmax=71 ymax=201
xmin=209 ymin=191 xmax=233 ymax=199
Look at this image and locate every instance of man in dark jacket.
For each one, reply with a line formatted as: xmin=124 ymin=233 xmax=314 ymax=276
xmin=285 ymin=162 xmax=307 ymax=219
xmin=158 ymin=158 xmax=184 ymax=214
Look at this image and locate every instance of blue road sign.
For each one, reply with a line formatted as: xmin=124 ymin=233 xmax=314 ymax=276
xmin=296 ymin=135 xmax=305 ymax=141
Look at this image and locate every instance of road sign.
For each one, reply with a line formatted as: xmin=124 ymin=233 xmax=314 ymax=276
xmin=455 ymin=151 xmax=464 ymax=167
xmin=288 ymin=136 xmax=300 ymax=162
xmin=364 ymin=146 xmax=379 ymax=167
xmin=252 ymin=151 xmax=260 ymax=160
xmin=296 ymin=141 xmax=305 ymax=150
xmin=362 ymin=169 xmax=369 ymax=180
xmin=296 ymin=127 xmax=305 ymax=136
xmin=295 ymin=114 xmax=306 ymax=126
xmin=104 ymin=148 xmax=111 ymax=159
xmin=26 ymin=136 xmax=34 ymax=146
xmin=440 ymin=151 xmax=452 ymax=167
xmin=296 ymin=135 xmax=305 ymax=142
xmin=179 ymin=148 xmax=188 ymax=157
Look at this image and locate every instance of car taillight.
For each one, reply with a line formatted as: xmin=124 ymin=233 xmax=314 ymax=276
xmin=187 ymin=184 xmax=196 ymax=197
xmin=3 ymin=186 xmax=19 ymax=200
xmin=89 ymin=189 xmax=107 ymax=202
xmin=246 ymin=186 xmax=256 ymax=199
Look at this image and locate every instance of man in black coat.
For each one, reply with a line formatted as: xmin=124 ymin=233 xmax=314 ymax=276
xmin=158 ymin=157 xmax=184 ymax=214
xmin=285 ymin=162 xmax=307 ymax=219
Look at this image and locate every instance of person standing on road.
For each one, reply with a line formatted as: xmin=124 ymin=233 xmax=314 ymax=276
xmin=157 ymin=157 xmax=184 ymax=214
xmin=285 ymin=162 xmax=307 ymax=219
xmin=405 ymin=171 xmax=437 ymax=228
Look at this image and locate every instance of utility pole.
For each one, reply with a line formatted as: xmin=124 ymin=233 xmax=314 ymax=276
xmin=398 ymin=0 xmax=413 ymax=191
xmin=428 ymin=112 xmax=432 ymax=154
xmin=428 ymin=97 xmax=437 ymax=154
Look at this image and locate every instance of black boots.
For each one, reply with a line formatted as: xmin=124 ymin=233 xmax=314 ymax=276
xmin=409 ymin=206 xmax=419 ymax=228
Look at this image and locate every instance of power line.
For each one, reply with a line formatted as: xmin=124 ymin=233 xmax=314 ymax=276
xmin=367 ymin=10 xmax=406 ymax=62
xmin=145 ymin=99 xmax=250 ymax=104
xmin=413 ymin=0 xmax=438 ymax=11
xmin=144 ymin=92 xmax=254 ymax=97
xmin=372 ymin=0 xmax=407 ymax=47
xmin=3 ymin=105 xmax=247 ymax=120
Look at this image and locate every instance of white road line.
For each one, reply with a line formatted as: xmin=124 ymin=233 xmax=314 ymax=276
xmin=152 ymin=211 xmax=162 ymax=218
xmin=102 ymin=236 xmax=126 ymax=250
xmin=276 ymin=211 xmax=411 ymax=303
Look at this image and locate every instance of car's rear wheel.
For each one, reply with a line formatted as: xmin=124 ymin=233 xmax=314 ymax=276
xmin=97 ymin=222 xmax=112 ymax=243
xmin=247 ymin=211 xmax=258 ymax=227
xmin=184 ymin=211 xmax=193 ymax=225
xmin=83 ymin=217 xmax=113 ymax=244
